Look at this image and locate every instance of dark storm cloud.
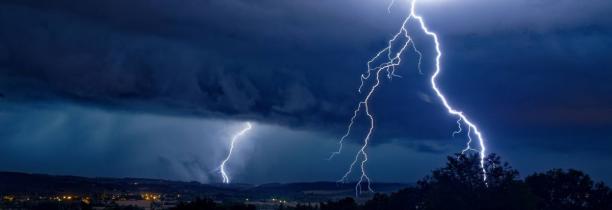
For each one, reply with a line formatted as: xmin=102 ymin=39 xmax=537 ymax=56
xmin=0 ymin=0 xmax=611 ymax=142
xmin=0 ymin=0 xmax=392 ymax=130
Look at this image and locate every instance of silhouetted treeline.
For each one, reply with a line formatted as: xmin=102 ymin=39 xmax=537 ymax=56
xmin=277 ymin=154 xmax=612 ymax=210
xmin=171 ymin=198 xmax=256 ymax=210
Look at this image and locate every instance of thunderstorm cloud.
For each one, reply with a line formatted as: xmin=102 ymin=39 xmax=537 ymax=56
xmin=0 ymin=0 xmax=611 ymax=183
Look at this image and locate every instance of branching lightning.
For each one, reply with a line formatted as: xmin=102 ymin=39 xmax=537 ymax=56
xmin=219 ymin=122 xmax=253 ymax=184
xmin=330 ymin=0 xmax=489 ymax=195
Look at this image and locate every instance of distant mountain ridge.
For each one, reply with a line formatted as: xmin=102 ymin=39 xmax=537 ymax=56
xmin=0 ymin=171 xmax=227 ymax=194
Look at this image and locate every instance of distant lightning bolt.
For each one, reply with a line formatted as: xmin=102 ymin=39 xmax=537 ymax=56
xmin=330 ymin=0 xmax=489 ymax=195
xmin=388 ymin=0 xmax=396 ymax=13
xmin=219 ymin=122 xmax=253 ymax=184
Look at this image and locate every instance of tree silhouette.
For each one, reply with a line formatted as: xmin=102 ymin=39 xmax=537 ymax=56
xmin=320 ymin=197 xmax=358 ymax=210
xmin=416 ymin=153 xmax=535 ymax=210
xmin=171 ymin=198 xmax=256 ymax=210
xmin=525 ymin=169 xmax=612 ymax=210
xmin=363 ymin=193 xmax=390 ymax=210
xmin=589 ymin=182 xmax=612 ymax=210
xmin=277 ymin=203 xmax=318 ymax=210
xmin=172 ymin=198 xmax=217 ymax=210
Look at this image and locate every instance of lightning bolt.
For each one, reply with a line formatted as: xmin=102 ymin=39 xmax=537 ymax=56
xmin=330 ymin=0 xmax=489 ymax=195
xmin=219 ymin=122 xmax=253 ymax=184
xmin=409 ymin=0 xmax=488 ymax=182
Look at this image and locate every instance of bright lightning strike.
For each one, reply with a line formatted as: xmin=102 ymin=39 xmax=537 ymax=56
xmin=219 ymin=122 xmax=253 ymax=184
xmin=409 ymin=0 xmax=489 ymax=182
xmin=330 ymin=0 xmax=489 ymax=195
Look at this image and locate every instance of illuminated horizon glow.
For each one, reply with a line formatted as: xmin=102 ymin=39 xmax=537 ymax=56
xmin=219 ymin=122 xmax=253 ymax=184
xmin=330 ymin=0 xmax=489 ymax=195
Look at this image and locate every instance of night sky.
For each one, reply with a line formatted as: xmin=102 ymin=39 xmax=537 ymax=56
xmin=0 ymin=0 xmax=611 ymax=184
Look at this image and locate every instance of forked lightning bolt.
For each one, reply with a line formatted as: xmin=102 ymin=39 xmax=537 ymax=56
xmin=219 ymin=122 xmax=253 ymax=184
xmin=330 ymin=0 xmax=489 ymax=195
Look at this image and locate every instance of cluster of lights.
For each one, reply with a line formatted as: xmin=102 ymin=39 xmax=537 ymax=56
xmin=141 ymin=193 xmax=160 ymax=201
xmin=51 ymin=195 xmax=77 ymax=202
xmin=2 ymin=195 xmax=15 ymax=202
